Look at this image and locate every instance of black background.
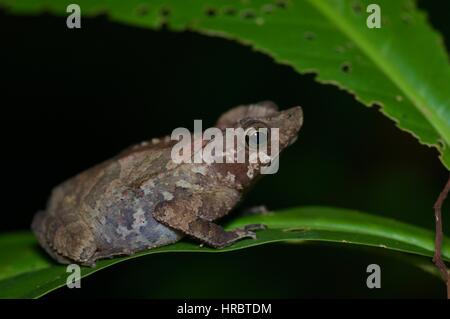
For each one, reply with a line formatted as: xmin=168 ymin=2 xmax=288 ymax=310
xmin=0 ymin=0 xmax=449 ymax=298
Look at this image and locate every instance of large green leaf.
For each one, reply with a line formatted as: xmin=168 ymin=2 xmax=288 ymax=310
xmin=0 ymin=206 xmax=449 ymax=298
xmin=1 ymin=0 xmax=449 ymax=168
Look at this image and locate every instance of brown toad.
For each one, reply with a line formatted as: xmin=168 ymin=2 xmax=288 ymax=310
xmin=32 ymin=101 xmax=303 ymax=266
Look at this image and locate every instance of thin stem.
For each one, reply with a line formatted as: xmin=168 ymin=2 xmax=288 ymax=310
xmin=433 ymin=175 xmax=450 ymax=299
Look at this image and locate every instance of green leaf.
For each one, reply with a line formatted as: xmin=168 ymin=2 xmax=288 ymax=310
xmin=0 ymin=206 xmax=449 ymax=298
xmin=1 ymin=0 xmax=449 ymax=168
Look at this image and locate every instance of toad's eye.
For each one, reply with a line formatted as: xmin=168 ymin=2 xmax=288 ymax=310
xmin=245 ymin=127 xmax=268 ymax=150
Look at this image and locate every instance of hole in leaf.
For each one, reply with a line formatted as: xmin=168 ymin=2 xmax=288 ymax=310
xmin=304 ymin=31 xmax=315 ymax=41
xmin=241 ymin=9 xmax=256 ymax=19
xmin=158 ymin=7 xmax=171 ymax=27
xmin=224 ymin=7 xmax=237 ymax=16
xmin=136 ymin=4 xmax=150 ymax=16
xmin=205 ymin=7 xmax=217 ymax=17
xmin=395 ymin=95 xmax=404 ymax=102
xmin=341 ymin=62 xmax=352 ymax=73
xmin=351 ymin=1 xmax=362 ymax=14
xmin=160 ymin=7 xmax=171 ymax=17
xmin=371 ymin=102 xmax=382 ymax=111
xmin=437 ymin=139 xmax=445 ymax=150
xmin=275 ymin=0 xmax=288 ymax=9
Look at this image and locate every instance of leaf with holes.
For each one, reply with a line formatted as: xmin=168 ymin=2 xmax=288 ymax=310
xmin=1 ymin=0 xmax=449 ymax=168
xmin=1 ymin=206 xmax=449 ymax=298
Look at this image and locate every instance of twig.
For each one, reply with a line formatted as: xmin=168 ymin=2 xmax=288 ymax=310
xmin=433 ymin=175 xmax=450 ymax=299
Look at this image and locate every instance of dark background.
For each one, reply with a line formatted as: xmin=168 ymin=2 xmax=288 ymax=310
xmin=0 ymin=0 xmax=449 ymax=298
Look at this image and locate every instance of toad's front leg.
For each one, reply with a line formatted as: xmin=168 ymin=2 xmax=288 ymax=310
xmin=152 ymin=197 xmax=266 ymax=248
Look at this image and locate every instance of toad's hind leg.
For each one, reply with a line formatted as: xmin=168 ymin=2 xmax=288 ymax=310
xmin=183 ymin=218 xmax=266 ymax=248
xmin=32 ymin=210 xmax=97 ymax=266
xmin=32 ymin=210 xmax=73 ymax=264
xmin=152 ymin=198 xmax=266 ymax=248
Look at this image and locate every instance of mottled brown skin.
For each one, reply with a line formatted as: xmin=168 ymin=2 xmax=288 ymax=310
xmin=32 ymin=102 xmax=303 ymax=266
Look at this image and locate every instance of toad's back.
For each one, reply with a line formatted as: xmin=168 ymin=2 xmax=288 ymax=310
xmin=32 ymin=140 xmax=186 ymax=265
